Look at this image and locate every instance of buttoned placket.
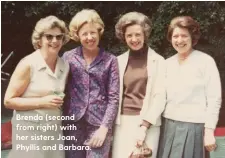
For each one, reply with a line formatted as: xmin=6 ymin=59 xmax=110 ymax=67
xmin=52 ymin=70 xmax=64 ymax=93
xmin=76 ymin=47 xmax=105 ymax=114
xmin=45 ymin=59 xmax=64 ymax=94
xmin=84 ymin=48 xmax=104 ymax=107
xmin=86 ymin=66 xmax=90 ymax=108
xmin=37 ymin=55 xmax=65 ymax=112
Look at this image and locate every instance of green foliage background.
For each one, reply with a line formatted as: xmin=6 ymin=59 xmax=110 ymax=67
xmin=1 ymin=1 xmax=225 ymax=126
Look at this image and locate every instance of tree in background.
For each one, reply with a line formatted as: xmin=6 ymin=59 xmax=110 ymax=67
xmin=1 ymin=1 xmax=225 ymax=126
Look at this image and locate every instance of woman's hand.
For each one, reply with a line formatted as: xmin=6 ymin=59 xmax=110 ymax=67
xmin=86 ymin=125 xmax=108 ymax=148
xmin=136 ymin=126 xmax=148 ymax=147
xmin=39 ymin=95 xmax=64 ymax=109
xmin=204 ymin=128 xmax=217 ymax=152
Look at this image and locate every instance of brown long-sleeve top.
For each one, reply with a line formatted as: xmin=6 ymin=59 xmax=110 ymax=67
xmin=121 ymin=46 xmax=148 ymax=115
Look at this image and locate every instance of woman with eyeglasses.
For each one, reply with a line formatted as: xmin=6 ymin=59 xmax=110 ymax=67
xmin=4 ymin=15 xmax=70 ymax=158
xmin=62 ymin=9 xmax=119 ymax=158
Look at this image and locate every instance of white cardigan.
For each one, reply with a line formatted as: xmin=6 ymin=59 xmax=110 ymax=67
xmin=115 ymin=47 xmax=166 ymax=126
xmin=163 ymin=50 xmax=222 ymax=129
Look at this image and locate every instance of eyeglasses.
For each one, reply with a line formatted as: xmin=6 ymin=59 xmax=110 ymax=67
xmin=42 ymin=33 xmax=64 ymax=41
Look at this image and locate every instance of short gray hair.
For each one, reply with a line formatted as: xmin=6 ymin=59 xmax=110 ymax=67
xmin=115 ymin=12 xmax=152 ymax=43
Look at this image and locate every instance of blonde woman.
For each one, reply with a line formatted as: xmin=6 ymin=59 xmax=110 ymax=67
xmin=62 ymin=9 xmax=119 ymax=158
xmin=4 ymin=16 xmax=70 ymax=158
xmin=112 ymin=12 xmax=166 ymax=158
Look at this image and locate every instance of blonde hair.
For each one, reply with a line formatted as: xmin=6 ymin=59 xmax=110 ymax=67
xmin=69 ymin=9 xmax=105 ymax=41
xmin=115 ymin=12 xmax=152 ymax=43
xmin=31 ymin=15 xmax=70 ymax=50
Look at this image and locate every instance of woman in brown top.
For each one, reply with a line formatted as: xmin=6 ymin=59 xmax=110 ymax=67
xmin=112 ymin=12 xmax=166 ymax=158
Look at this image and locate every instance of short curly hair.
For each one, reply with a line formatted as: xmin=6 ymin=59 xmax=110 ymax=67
xmin=69 ymin=9 xmax=105 ymax=42
xmin=115 ymin=12 xmax=152 ymax=43
xmin=167 ymin=16 xmax=201 ymax=46
xmin=31 ymin=15 xmax=70 ymax=50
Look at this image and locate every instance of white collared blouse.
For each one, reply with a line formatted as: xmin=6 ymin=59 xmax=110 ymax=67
xmin=14 ymin=50 xmax=69 ymax=119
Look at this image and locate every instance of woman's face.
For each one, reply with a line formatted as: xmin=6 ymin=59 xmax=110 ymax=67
xmin=125 ymin=24 xmax=145 ymax=51
xmin=78 ymin=23 xmax=100 ymax=51
xmin=40 ymin=27 xmax=64 ymax=55
xmin=171 ymin=27 xmax=192 ymax=55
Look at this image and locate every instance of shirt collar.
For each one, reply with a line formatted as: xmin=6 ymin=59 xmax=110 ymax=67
xmin=75 ymin=46 xmax=104 ymax=69
xmin=35 ymin=49 xmax=64 ymax=72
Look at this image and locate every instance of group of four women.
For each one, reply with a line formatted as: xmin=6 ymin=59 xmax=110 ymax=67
xmin=4 ymin=9 xmax=221 ymax=158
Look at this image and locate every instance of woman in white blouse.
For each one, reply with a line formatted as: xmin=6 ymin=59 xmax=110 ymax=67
xmin=4 ymin=16 xmax=70 ymax=158
xmin=157 ymin=16 xmax=222 ymax=158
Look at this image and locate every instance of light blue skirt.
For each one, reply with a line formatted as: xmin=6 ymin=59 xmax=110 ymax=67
xmin=157 ymin=118 xmax=204 ymax=158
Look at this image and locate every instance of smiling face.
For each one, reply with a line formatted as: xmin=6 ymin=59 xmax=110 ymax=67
xmin=125 ymin=24 xmax=145 ymax=51
xmin=40 ymin=27 xmax=63 ymax=55
xmin=171 ymin=27 xmax=192 ymax=55
xmin=78 ymin=22 xmax=100 ymax=51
